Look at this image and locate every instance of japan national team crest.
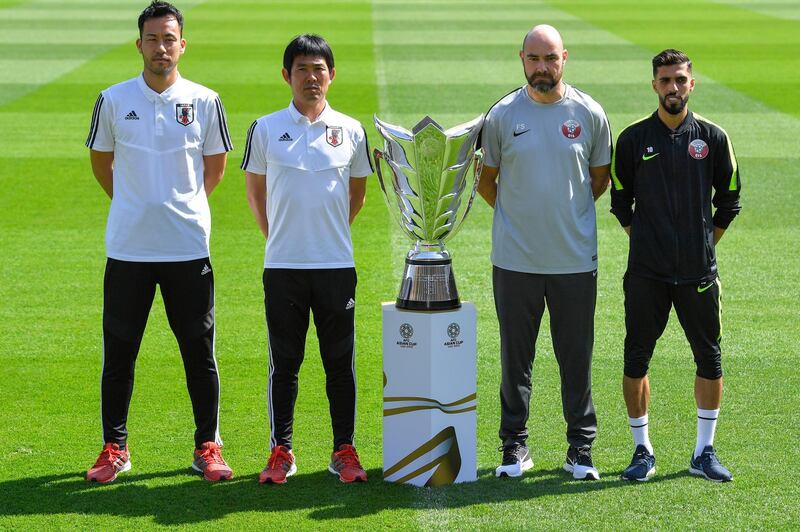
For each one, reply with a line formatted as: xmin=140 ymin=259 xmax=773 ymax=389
xmin=326 ymin=126 xmax=343 ymax=147
xmin=688 ymin=139 xmax=709 ymax=160
xmin=175 ymin=103 xmax=195 ymax=126
xmin=561 ymin=119 xmax=582 ymax=139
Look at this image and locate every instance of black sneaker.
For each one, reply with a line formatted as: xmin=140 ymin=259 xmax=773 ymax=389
xmin=495 ymin=443 xmax=533 ymax=478
xmin=689 ymin=445 xmax=732 ymax=482
xmin=621 ymin=444 xmax=656 ymax=482
xmin=564 ymin=445 xmax=599 ymax=480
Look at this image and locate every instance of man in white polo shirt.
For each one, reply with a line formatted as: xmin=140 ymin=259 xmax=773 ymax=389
xmin=243 ymin=34 xmax=372 ymax=485
xmin=84 ymin=1 xmax=233 ymax=483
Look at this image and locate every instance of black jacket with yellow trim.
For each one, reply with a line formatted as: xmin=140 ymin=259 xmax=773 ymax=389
xmin=611 ymin=110 xmax=741 ymax=285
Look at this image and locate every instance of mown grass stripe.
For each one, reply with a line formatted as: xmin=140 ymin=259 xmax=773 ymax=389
xmin=712 ymin=0 xmax=800 ymax=20
xmin=0 ymin=0 xmax=205 ymax=107
xmin=547 ymin=0 xmax=800 ymax=118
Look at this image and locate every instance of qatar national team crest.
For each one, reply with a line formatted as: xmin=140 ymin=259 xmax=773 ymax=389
xmin=175 ymin=103 xmax=195 ymax=126
xmin=688 ymin=139 xmax=709 ymax=160
xmin=326 ymin=125 xmax=343 ymax=147
xmin=561 ymin=119 xmax=582 ymax=139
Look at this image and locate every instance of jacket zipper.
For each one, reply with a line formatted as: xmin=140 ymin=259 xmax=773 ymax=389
xmin=671 ymin=131 xmax=679 ymax=285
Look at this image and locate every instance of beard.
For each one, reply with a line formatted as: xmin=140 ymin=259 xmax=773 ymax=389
xmin=659 ymin=92 xmax=689 ymax=115
xmin=526 ymin=71 xmax=558 ymax=94
xmin=144 ymin=56 xmax=175 ymax=76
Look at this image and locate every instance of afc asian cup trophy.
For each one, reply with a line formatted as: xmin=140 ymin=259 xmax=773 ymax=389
xmin=373 ymin=114 xmax=484 ymax=311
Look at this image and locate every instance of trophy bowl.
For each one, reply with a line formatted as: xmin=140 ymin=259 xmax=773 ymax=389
xmin=373 ymin=114 xmax=484 ymax=311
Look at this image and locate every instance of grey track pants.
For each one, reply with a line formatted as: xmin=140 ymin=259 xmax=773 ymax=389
xmin=494 ymin=266 xmax=597 ymax=448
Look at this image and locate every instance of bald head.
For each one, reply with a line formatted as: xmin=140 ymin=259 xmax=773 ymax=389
xmin=522 ymin=24 xmax=564 ymax=53
xmin=519 ymin=24 xmax=568 ymax=101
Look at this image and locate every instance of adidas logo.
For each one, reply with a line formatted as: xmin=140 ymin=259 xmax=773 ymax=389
xmin=124 ymin=110 xmax=139 ymax=120
xmin=201 ymin=264 xmax=211 ymax=276
xmin=345 ymin=298 xmax=355 ymax=310
xmin=278 ymin=132 xmax=292 ymax=142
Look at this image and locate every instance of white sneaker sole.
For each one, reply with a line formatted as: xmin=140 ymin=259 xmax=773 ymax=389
xmin=689 ymin=466 xmax=731 ymax=482
xmin=564 ymin=462 xmax=600 ymax=480
xmin=495 ymin=457 xmax=533 ymax=478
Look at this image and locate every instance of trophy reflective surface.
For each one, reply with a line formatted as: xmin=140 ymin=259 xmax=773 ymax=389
xmin=373 ymin=114 xmax=484 ymax=311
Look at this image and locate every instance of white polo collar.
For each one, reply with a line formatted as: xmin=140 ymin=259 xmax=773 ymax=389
xmin=288 ymin=100 xmax=332 ymax=125
xmin=136 ymin=72 xmax=184 ymax=102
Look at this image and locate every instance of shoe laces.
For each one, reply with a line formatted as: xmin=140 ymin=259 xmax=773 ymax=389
xmin=633 ymin=447 xmax=650 ymax=460
xmin=268 ymin=446 xmax=292 ymax=470
xmin=198 ymin=443 xmax=225 ymax=465
xmin=334 ymin=445 xmax=362 ymax=468
xmin=574 ymin=446 xmax=592 ymax=465
xmin=501 ymin=443 xmax=525 ymax=462
xmin=700 ymin=448 xmax=720 ymax=466
xmin=94 ymin=444 xmax=124 ymax=467
xmin=576 ymin=446 xmax=592 ymax=459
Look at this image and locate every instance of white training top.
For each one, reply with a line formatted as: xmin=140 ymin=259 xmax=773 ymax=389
xmin=86 ymin=73 xmax=233 ymax=262
xmin=241 ymin=101 xmax=373 ymax=269
xmin=481 ymin=84 xmax=612 ymax=274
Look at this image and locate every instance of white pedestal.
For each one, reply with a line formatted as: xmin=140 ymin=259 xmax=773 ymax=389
xmin=382 ymin=302 xmax=477 ymax=486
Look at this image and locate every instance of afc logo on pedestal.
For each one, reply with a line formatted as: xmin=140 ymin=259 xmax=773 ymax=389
xmin=444 ymin=322 xmax=463 ymax=348
xmin=396 ymin=323 xmax=417 ymax=348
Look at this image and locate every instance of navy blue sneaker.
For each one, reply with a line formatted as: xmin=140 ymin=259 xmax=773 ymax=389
xmin=621 ymin=444 xmax=655 ymax=481
xmin=689 ymin=445 xmax=732 ymax=482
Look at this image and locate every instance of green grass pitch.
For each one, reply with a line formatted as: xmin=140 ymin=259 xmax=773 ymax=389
xmin=1 ymin=0 xmax=799 ymax=528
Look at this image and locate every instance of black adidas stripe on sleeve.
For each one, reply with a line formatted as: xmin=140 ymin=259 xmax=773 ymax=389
xmin=214 ymin=97 xmax=233 ymax=152
xmin=86 ymin=93 xmax=104 ymax=148
xmin=362 ymin=127 xmax=374 ymax=173
xmin=240 ymin=119 xmax=258 ymax=170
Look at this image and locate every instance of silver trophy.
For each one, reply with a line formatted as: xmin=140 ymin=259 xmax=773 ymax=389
xmin=373 ymin=114 xmax=484 ymax=311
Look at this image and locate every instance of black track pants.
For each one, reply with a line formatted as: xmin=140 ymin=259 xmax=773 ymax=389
xmin=263 ymin=268 xmax=357 ymax=451
xmin=494 ymin=266 xmax=598 ymax=448
xmin=101 ymin=257 xmax=220 ymax=448
xmin=623 ymin=273 xmax=723 ymax=379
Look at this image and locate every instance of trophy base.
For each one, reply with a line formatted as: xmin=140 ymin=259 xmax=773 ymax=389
xmin=396 ymin=256 xmax=461 ymax=311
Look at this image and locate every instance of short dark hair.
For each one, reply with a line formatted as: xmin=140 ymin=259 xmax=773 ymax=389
xmin=138 ymin=1 xmax=183 ymax=37
xmin=283 ymin=34 xmax=334 ymax=75
xmin=652 ymin=49 xmax=692 ymax=78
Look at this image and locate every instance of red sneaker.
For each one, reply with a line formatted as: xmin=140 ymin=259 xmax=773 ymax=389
xmin=192 ymin=442 xmax=233 ymax=481
xmin=329 ymin=444 xmax=367 ymax=483
xmin=259 ymin=445 xmax=297 ymax=484
xmin=86 ymin=443 xmax=131 ymax=483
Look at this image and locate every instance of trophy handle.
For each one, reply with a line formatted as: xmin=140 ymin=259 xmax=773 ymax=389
xmin=437 ymin=148 xmax=484 ymax=244
xmin=474 ymin=148 xmax=484 ymax=179
xmin=373 ymin=148 xmax=389 ymax=195
xmin=374 ymin=148 xmax=417 ymax=241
